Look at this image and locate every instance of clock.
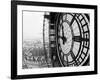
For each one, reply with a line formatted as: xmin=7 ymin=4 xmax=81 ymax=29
xmin=56 ymin=13 xmax=90 ymax=66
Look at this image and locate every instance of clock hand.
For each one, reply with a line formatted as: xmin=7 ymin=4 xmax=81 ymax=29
xmin=61 ymin=25 xmax=67 ymax=45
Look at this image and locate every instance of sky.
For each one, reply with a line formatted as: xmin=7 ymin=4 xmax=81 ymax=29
xmin=23 ymin=11 xmax=45 ymax=41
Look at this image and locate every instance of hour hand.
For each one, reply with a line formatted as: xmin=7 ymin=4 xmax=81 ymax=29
xmin=59 ymin=36 xmax=66 ymax=44
xmin=59 ymin=32 xmax=67 ymax=44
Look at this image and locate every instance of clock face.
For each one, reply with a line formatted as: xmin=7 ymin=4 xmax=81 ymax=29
xmin=56 ymin=13 xmax=90 ymax=66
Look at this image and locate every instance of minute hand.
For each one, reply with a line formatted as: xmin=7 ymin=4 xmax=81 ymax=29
xmin=61 ymin=26 xmax=67 ymax=44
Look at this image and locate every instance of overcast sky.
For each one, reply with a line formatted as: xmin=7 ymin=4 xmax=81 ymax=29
xmin=23 ymin=11 xmax=44 ymax=41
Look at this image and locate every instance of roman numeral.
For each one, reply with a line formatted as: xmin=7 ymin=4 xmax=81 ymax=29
xmin=73 ymin=36 xmax=89 ymax=42
xmin=70 ymin=50 xmax=78 ymax=66
xmin=73 ymin=36 xmax=82 ymax=42
xmin=70 ymin=14 xmax=76 ymax=26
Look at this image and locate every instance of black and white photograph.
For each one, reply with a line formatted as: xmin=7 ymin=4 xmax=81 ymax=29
xmin=11 ymin=1 xmax=97 ymax=79
xmin=22 ymin=11 xmax=90 ymax=69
